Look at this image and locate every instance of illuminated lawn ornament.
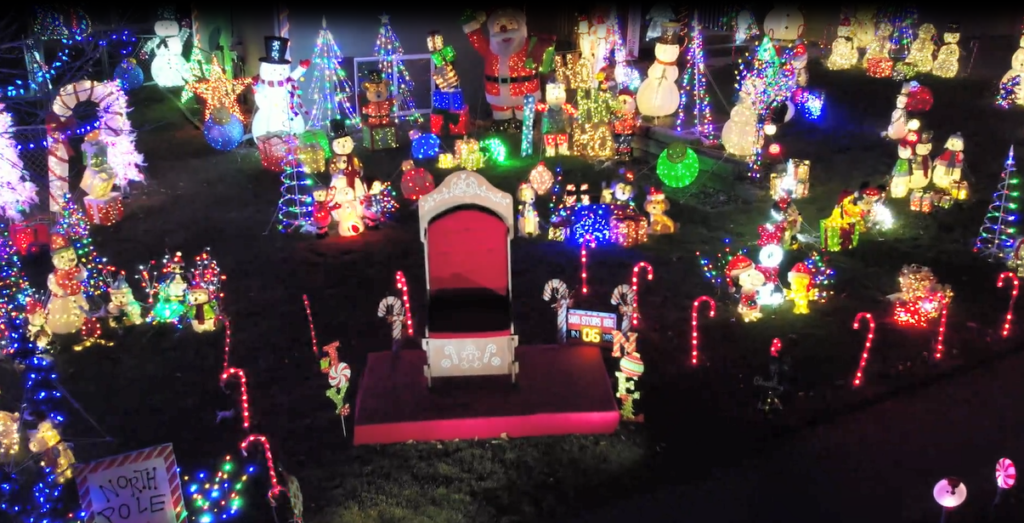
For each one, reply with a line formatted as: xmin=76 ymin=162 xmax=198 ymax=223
xmin=543 ymin=279 xmax=572 ymax=343
xmin=997 ymin=272 xmax=1019 ymax=338
xmin=183 ymin=455 xmax=255 ymax=522
xmin=851 ymin=312 xmax=876 ymax=387
xmin=690 ymin=296 xmax=714 ymax=365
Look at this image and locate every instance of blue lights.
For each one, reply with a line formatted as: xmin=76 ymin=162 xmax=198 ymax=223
xmin=553 ymin=204 xmax=614 ymax=246
xmin=431 ymin=89 xmax=463 ymax=111
xmin=204 ymin=116 xmax=245 ymax=151
xmin=412 ymin=133 xmax=440 ymax=159
xmin=793 ymin=88 xmax=824 ymax=120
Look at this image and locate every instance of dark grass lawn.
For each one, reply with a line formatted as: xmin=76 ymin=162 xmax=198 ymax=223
xmin=9 ymin=48 xmax=1024 ymax=522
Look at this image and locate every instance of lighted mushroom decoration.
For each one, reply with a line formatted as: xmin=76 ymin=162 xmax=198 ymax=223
xmin=657 ymin=142 xmax=700 ymax=188
xmin=400 ymin=160 xmax=435 ymax=200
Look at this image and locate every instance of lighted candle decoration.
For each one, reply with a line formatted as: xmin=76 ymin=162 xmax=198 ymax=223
xmin=543 ymin=279 xmax=572 ymax=343
xmin=239 ymin=435 xmax=288 ymax=503
xmin=690 ymin=296 xmax=714 ymax=365
xmin=630 ymin=262 xmax=653 ymax=327
xmin=998 ymin=272 xmax=1019 ymax=338
xmin=851 ymin=312 xmax=876 ymax=387
xmin=220 ymin=368 xmax=250 ymax=429
xmin=395 ymin=271 xmax=413 ymax=337
xmin=182 ymin=455 xmax=255 ymax=522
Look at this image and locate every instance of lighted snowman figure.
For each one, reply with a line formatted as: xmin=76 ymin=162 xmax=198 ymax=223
xmin=910 ymin=129 xmax=933 ymax=190
xmin=636 ymin=22 xmax=681 ymax=118
xmin=721 ymin=88 xmax=761 ymax=157
xmin=1000 ymin=30 xmax=1024 ymax=104
xmin=791 ymin=42 xmax=809 ymax=87
xmin=884 ymin=87 xmax=910 ymax=140
xmin=931 ymin=133 xmax=965 ymax=189
xmin=734 ymin=10 xmax=758 ymax=44
xmin=933 ymin=478 xmax=967 ymax=515
xmin=933 ymin=23 xmax=962 ymax=79
xmin=828 ymin=18 xmax=858 ymax=70
xmin=905 ymin=23 xmax=937 ymax=73
xmin=251 ymin=36 xmax=310 ymax=139
xmin=45 ymin=234 xmax=88 ymax=335
xmin=763 ymin=5 xmax=803 ymax=41
xmin=851 ymin=6 xmax=877 ymax=49
xmin=142 ymin=7 xmax=191 ymax=88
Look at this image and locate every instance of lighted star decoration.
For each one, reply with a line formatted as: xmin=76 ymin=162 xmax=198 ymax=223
xmin=187 ymin=56 xmax=252 ymax=123
xmin=380 ymin=13 xmax=389 ymax=24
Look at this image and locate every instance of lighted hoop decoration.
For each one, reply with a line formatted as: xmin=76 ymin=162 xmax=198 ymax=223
xmin=690 ymin=296 xmax=714 ymax=365
xmin=996 ymin=458 xmax=1016 ymax=489
xmin=997 ymin=272 xmax=1019 ymax=338
xmin=851 ymin=312 xmax=875 ymax=387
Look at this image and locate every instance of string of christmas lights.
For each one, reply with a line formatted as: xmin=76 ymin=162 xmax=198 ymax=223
xmin=0 ymin=104 xmax=39 ymax=220
xmin=305 ymin=18 xmax=360 ymax=130
xmin=997 ymin=272 xmax=1019 ymax=338
xmin=275 ymin=154 xmax=313 ymax=232
xmin=630 ymin=262 xmax=653 ymax=326
xmin=239 ymin=435 xmax=288 ymax=502
xmin=395 ymin=271 xmax=413 ymax=337
xmin=187 ymin=56 xmax=252 ymax=123
xmin=183 ymin=455 xmax=255 ymax=522
xmin=851 ymin=312 xmax=875 ymax=387
xmin=220 ymin=368 xmax=251 ymax=430
xmin=675 ymin=18 xmax=714 ymax=142
xmin=53 ymin=193 xmax=115 ymax=299
xmin=690 ymin=296 xmax=715 ymax=365
xmin=374 ymin=14 xmax=422 ymax=122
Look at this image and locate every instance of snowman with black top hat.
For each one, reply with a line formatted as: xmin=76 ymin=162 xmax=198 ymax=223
xmin=251 ymin=36 xmax=310 ymax=139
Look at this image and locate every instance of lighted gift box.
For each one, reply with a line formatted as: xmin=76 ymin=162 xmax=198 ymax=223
xmin=611 ymin=212 xmax=648 ymax=247
xmin=949 ymin=180 xmax=969 ymax=200
xmin=866 ymin=57 xmax=893 ymax=78
xmin=11 ymin=219 xmax=49 ymax=256
xmin=820 ymin=218 xmax=859 ymax=251
xmin=437 ymin=153 xmax=457 ymax=169
xmin=548 ymin=226 xmax=566 ymax=242
xmin=790 ymin=159 xmax=810 ymax=198
xmin=460 ymin=151 xmax=485 ymax=171
xmin=363 ymin=125 xmax=397 ymax=151
xmin=935 ymin=191 xmax=954 ymax=209
xmin=910 ymin=190 xmax=933 ymax=213
xmin=256 ymin=133 xmax=300 ymax=172
xmin=430 ymin=105 xmax=469 ymax=137
xmin=431 ymin=89 xmax=464 ymax=111
xmin=296 ymin=143 xmax=326 ymax=174
xmin=84 ymin=193 xmax=124 ymax=226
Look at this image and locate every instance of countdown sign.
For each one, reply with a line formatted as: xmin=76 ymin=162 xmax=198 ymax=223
xmin=567 ymin=309 xmax=617 ymax=345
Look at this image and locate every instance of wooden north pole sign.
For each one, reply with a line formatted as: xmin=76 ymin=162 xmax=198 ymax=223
xmin=73 ymin=443 xmax=187 ymax=523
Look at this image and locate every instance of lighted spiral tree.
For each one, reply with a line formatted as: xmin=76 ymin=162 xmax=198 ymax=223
xmin=975 ymin=146 xmax=1021 ymax=260
xmin=374 ymin=14 xmax=422 ymax=122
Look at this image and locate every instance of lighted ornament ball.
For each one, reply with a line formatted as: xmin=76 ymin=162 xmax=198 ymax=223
xmin=657 ymin=143 xmax=700 ymax=188
xmin=113 ymin=59 xmax=144 ymax=91
xmin=412 ymin=133 xmax=441 ymax=159
xmin=620 ymin=352 xmax=644 ymax=378
xmin=203 ymin=107 xmax=245 ymax=151
xmin=906 ymin=84 xmax=934 ymax=112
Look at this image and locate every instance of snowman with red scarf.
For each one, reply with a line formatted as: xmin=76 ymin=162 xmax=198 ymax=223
xmin=251 ymin=36 xmax=310 ymax=139
xmin=462 ymin=9 xmax=555 ymax=132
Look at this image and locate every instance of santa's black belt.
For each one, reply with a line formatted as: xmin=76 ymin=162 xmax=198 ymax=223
xmin=485 ymin=75 xmax=536 ymax=84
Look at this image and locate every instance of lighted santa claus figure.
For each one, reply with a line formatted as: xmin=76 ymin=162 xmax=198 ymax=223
xmin=462 ymin=9 xmax=556 ymax=132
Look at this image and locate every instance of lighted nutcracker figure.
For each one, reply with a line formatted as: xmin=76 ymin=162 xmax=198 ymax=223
xmin=427 ymin=31 xmax=468 ymax=137
xmin=311 ymin=185 xmax=341 ymax=239
xmin=542 ymin=78 xmax=572 ymax=157
xmin=361 ymin=70 xmax=397 ymax=150
xmin=612 ymin=89 xmax=639 ymax=160
xmin=462 ymin=8 xmax=556 ymax=132
xmin=185 ymin=284 xmax=219 ymax=333
xmin=45 ymin=234 xmax=89 ymax=335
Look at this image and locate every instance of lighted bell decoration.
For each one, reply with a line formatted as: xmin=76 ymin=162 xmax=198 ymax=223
xmin=528 ymin=162 xmax=554 ymax=195
xmin=657 ymin=143 xmax=700 ymax=188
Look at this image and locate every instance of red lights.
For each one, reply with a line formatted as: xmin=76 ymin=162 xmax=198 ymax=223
xmin=851 ymin=312 xmax=876 ymax=387
xmin=690 ymin=296 xmax=715 ymax=365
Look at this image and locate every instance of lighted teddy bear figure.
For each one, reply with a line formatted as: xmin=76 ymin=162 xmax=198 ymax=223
xmin=45 ymin=234 xmax=88 ymax=335
xmin=106 ymin=273 xmax=143 ymax=327
xmin=932 ymin=133 xmax=965 ymax=189
xmin=851 ymin=6 xmax=877 ymax=49
xmin=636 ymin=22 xmax=681 ymax=118
xmin=542 ymin=79 xmax=572 ymax=157
xmin=726 ymin=255 xmax=765 ymax=322
xmin=517 ymin=183 xmax=540 ymax=237
xmin=28 ymin=419 xmax=74 ymax=484
xmin=251 ymin=36 xmax=310 ymax=139
xmin=462 ymin=8 xmax=555 ymax=132
xmin=186 ymin=285 xmax=219 ymax=333
xmin=785 ymin=262 xmax=816 ymax=314
xmin=863 ymin=22 xmax=894 ymax=76
xmin=644 ymin=188 xmax=675 ymax=234
xmin=141 ymin=7 xmax=191 ymax=87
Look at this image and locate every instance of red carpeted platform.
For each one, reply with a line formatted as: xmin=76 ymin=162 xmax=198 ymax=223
xmin=354 ymin=345 xmax=620 ymax=445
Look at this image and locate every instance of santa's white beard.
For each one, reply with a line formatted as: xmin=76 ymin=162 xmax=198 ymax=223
xmin=490 ymin=30 xmax=527 ymax=58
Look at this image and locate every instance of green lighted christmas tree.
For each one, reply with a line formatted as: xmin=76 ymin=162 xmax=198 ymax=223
xmin=181 ymin=45 xmax=215 ymax=103
xmin=374 ymin=14 xmax=422 ymax=123
xmin=976 ymin=146 xmax=1021 ymax=260
xmin=0 ymin=222 xmax=30 ymax=328
xmin=307 ymin=17 xmax=360 ymax=130
xmin=52 ymin=193 xmax=110 ymax=300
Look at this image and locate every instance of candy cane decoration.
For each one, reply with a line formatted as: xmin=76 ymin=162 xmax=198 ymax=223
xmin=610 ymin=284 xmax=635 ymax=333
xmin=377 ymin=296 xmax=405 ymax=341
xmin=543 ymin=279 xmax=570 ymax=343
xmin=935 ymin=304 xmax=949 ymax=359
xmin=303 ymin=295 xmax=319 ymax=357
xmin=47 ymin=81 xmax=114 ymax=210
xmin=240 ymin=435 xmax=288 ymax=501
xmin=997 ymin=272 xmax=1019 ymax=338
xmin=630 ymin=262 xmax=653 ymax=326
xmin=770 ymin=337 xmax=781 ymax=357
xmin=395 ymin=272 xmax=413 ymax=337
xmin=997 ymin=458 xmax=1016 ymax=489
xmin=219 ymin=368 xmax=250 ymax=429
xmin=691 ymin=296 xmax=715 ymax=365
xmin=851 ymin=312 xmax=875 ymax=387
xmin=222 ymin=318 xmax=232 ymax=371
xmin=580 ymin=237 xmax=595 ymax=295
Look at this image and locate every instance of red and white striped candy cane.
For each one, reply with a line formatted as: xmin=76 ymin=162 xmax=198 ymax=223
xmin=997 ymin=272 xmax=1019 ymax=338
xmin=48 ymin=81 xmax=115 ymax=210
xmin=377 ymin=296 xmax=405 ymax=340
xmin=543 ymin=279 xmax=570 ymax=343
xmin=691 ymin=296 xmax=714 ymax=365
xmin=631 ymin=262 xmax=653 ymax=326
xmin=220 ymin=367 xmax=250 ymax=429
xmin=610 ymin=284 xmax=635 ymax=333
xmin=395 ymin=272 xmax=413 ymax=336
xmin=851 ymin=312 xmax=875 ymax=387
xmin=240 ymin=434 xmax=288 ymax=502
xmin=934 ymin=304 xmax=949 ymax=359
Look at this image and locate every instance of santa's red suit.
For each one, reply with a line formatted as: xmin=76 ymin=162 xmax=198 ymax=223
xmin=464 ymin=16 xmax=554 ymax=116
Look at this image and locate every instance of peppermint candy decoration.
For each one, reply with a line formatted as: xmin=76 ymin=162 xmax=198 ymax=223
xmin=328 ymin=362 xmax=351 ymax=388
xmin=997 ymin=458 xmax=1016 ymax=489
